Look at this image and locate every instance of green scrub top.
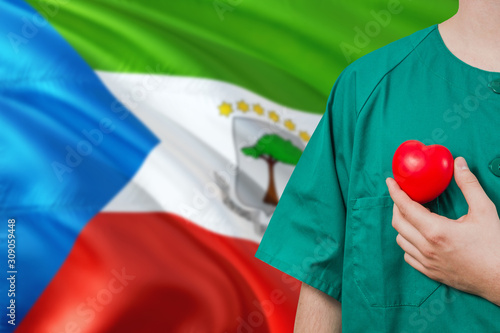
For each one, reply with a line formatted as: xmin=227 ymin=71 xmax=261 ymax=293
xmin=255 ymin=23 xmax=500 ymax=332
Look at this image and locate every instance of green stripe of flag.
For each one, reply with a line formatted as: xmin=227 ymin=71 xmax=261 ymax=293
xmin=27 ymin=0 xmax=456 ymax=113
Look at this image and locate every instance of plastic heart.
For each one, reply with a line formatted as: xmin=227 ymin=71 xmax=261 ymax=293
xmin=392 ymin=140 xmax=453 ymax=204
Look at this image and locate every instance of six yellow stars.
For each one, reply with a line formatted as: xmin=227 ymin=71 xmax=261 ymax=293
xmin=218 ymin=101 xmax=310 ymax=141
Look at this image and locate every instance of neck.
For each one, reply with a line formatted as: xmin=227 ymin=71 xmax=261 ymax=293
xmin=439 ymin=0 xmax=500 ymax=72
xmin=455 ymin=0 xmax=500 ymax=39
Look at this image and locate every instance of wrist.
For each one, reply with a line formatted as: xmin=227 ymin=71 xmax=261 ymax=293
xmin=479 ymin=253 xmax=500 ymax=306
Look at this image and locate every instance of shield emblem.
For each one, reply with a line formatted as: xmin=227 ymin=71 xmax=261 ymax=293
xmin=232 ymin=116 xmax=305 ymax=216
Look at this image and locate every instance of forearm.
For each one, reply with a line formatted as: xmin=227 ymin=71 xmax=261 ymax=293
xmin=294 ymin=282 xmax=342 ymax=333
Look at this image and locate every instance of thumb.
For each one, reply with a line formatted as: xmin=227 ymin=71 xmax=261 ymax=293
xmin=454 ymin=156 xmax=490 ymax=211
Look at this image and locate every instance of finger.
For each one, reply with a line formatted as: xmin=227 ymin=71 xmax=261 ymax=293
xmin=454 ymin=156 xmax=492 ymax=212
xmin=396 ymin=233 xmax=427 ymax=265
xmin=392 ymin=204 xmax=430 ymax=251
xmin=403 ymin=252 xmax=429 ymax=277
xmin=386 ymin=177 xmax=435 ymax=230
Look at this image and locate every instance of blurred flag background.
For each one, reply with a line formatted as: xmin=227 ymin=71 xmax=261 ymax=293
xmin=1 ymin=0 xmax=456 ymax=332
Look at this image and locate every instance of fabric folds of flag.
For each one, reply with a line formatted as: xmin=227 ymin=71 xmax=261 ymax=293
xmin=1 ymin=0 xmax=456 ymax=332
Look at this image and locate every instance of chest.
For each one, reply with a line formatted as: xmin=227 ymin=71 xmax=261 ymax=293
xmin=349 ymin=80 xmax=500 ymax=219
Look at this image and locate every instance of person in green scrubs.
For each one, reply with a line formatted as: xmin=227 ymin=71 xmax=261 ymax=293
xmin=254 ymin=1 xmax=500 ymax=332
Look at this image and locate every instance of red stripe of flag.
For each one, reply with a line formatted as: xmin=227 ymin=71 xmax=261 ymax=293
xmin=17 ymin=212 xmax=300 ymax=333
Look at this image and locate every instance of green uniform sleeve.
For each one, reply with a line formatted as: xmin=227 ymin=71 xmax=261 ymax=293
xmin=254 ymin=69 xmax=356 ymax=302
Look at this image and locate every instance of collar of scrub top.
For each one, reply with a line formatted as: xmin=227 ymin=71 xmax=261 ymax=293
xmin=413 ymin=24 xmax=500 ymax=96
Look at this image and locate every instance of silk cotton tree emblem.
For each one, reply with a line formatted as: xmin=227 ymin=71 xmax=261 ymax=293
xmin=241 ymin=134 xmax=302 ymax=206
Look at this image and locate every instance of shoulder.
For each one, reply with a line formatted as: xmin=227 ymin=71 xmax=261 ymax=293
xmin=331 ymin=24 xmax=437 ymax=116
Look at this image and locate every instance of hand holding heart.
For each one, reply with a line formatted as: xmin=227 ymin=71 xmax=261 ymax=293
xmin=386 ymin=156 xmax=500 ymax=306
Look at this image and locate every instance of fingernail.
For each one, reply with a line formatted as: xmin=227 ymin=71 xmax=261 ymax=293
xmin=455 ymin=156 xmax=468 ymax=170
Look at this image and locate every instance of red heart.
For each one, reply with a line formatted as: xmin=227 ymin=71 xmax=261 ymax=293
xmin=392 ymin=140 xmax=454 ymax=204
